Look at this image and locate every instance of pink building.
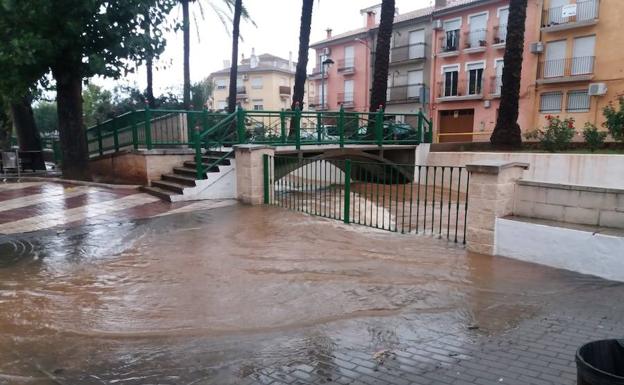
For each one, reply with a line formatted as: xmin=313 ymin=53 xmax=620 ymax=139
xmin=431 ymin=0 xmax=540 ymax=142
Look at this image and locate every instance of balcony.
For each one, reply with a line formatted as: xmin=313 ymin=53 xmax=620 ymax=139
xmin=537 ymin=56 xmax=595 ymax=84
xmin=437 ymin=79 xmax=484 ymax=102
xmin=492 ymin=24 xmax=507 ymax=48
xmin=309 ymin=96 xmax=328 ymax=111
xmin=438 ymin=30 xmax=460 ymax=57
xmin=337 ymin=59 xmax=356 ymax=75
xmin=463 ymin=29 xmax=488 ymax=53
xmin=236 ymin=86 xmax=247 ymax=99
xmin=279 ymin=85 xmax=291 ymax=98
xmin=390 ymin=43 xmax=426 ymax=65
xmin=490 ymin=76 xmax=502 ymax=97
xmin=541 ymin=0 xmax=599 ymax=32
xmin=387 ymin=84 xmax=423 ymax=104
xmin=337 ymin=92 xmax=355 ymax=109
xmin=309 ymin=68 xmax=328 ymax=80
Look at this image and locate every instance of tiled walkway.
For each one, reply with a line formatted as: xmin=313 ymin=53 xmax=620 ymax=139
xmin=0 ymin=181 xmax=235 ymax=235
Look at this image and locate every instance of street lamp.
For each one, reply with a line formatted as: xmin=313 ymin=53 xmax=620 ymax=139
xmin=320 ymin=57 xmax=334 ymax=110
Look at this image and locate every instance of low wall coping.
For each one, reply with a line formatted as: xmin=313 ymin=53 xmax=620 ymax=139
xmin=518 ymin=179 xmax=624 ymax=195
xmin=233 ymin=144 xmax=276 ymax=152
xmin=89 ymin=148 xmax=195 ymax=161
xmin=465 ymin=161 xmax=530 ymax=174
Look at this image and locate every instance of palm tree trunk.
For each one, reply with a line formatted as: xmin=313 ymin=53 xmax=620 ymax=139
xmin=182 ymin=0 xmax=191 ymax=109
xmin=227 ymin=0 xmax=243 ymax=114
xmin=369 ymin=0 xmax=395 ymax=113
xmin=144 ymin=14 xmax=155 ymax=108
xmin=291 ymin=0 xmax=314 ymax=111
xmin=490 ymin=0 xmax=527 ymax=148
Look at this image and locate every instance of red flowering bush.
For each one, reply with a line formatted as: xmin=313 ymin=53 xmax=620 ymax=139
xmin=525 ymin=115 xmax=576 ymax=152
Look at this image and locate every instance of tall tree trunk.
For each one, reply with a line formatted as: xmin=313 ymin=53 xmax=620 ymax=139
xmin=227 ymin=0 xmax=243 ymax=114
xmin=145 ymin=15 xmax=156 ymax=108
xmin=291 ymin=0 xmax=314 ymax=111
xmin=52 ymin=63 xmax=90 ymax=180
xmin=490 ymin=0 xmax=527 ymax=148
xmin=0 ymin=103 xmax=11 ymax=151
xmin=182 ymin=0 xmax=191 ymax=109
xmin=369 ymin=0 xmax=395 ymax=113
xmin=9 ymin=95 xmax=42 ymax=152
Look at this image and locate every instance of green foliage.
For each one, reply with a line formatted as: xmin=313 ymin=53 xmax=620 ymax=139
xmin=190 ymin=78 xmax=214 ymax=109
xmin=525 ymin=115 xmax=576 ymax=152
xmin=602 ymin=97 xmax=624 ymax=143
xmin=83 ymin=84 xmax=114 ymax=127
xmin=33 ymin=102 xmax=58 ymax=134
xmin=582 ymin=122 xmax=607 ymax=152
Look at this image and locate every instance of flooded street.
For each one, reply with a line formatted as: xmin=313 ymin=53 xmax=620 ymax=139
xmin=0 ymin=203 xmax=623 ymax=384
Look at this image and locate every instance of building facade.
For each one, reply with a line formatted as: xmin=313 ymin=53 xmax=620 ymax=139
xmin=430 ymin=0 xmax=540 ymax=142
xmin=210 ymin=51 xmax=297 ymax=112
xmin=531 ymin=0 xmax=621 ymax=132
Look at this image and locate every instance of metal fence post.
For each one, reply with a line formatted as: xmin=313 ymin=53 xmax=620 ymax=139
xmin=131 ymin=109 xmax=139 ymax=150
xmin=343 ymin=159 xmax=351 ymax=224
xmin=112 ymin=116 xmax=119 ymax=152
xmin=295 ymin=105 xmax=301 ymax=150
xmin=316 ymin=112 xmax=322 ymax=144
xmin=375 ymin=107 xmax=384 ymax=146
xmin=417 ymin=109 xmax=424 ymax=143
xmin=144 ymin=107 xmax=153 ymax=150
xmin=194 ymin=126 xmax=204 ymax=180
xmin=236 ymin=107 xmax=246 ymax=143
xmin=338 ymin=105 xmax=345 ymax=148
xmin=263 ymin=154 xmax=270 ymax=204
xmin=279 ymin=109 xmax=286 ymax=143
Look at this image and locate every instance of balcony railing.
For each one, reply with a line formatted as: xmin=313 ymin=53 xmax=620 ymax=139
xmin=279 ymin=85 xmax=291 ymax=96
xmin=490 ymin=76 xmax=503 ymax=95
xmin=309 ymin=96 xmax=328 ymax=110
xmin=337 ymin=92 xmax=355 ymax=108
xmin=538 ymin=56 xmax=595 ymax=80
xmin=493 ymin=24 xmax=507 ymax=45
xmin=390 ymin=43 xmax=426 ymax=63
xmin=236 ymin=86 xmax=247 ymax=99
xmin=437 ymin=78 xmax=485 ymax=99
xmin=438 ymin=30 xmax=460 ymax=53
xmin=309 ymin=68 xmax=328 ymax=79
xmin=464 ymin=29 xmax=488 ymax=49
xmin=542 ymin=0 xmax=599 ymax=28
xmin=337 ymin=58 xmax=356 ymax=73
xmin=387 ymin=84 xmax=423 ymax=103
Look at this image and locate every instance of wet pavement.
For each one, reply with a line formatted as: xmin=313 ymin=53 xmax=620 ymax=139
xmin=0 ymin=182 xmax=623 ymax=384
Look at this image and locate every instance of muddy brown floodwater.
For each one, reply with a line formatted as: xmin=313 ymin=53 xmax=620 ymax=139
xmin=0 ymin=204 xmax=615 ymax=384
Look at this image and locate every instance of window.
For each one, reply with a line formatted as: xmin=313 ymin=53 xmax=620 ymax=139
xmin=443 ymin=18 xmax=461 ymax=51
xmin=540 ymin=92 xmax=563 ymax=112
xmin=236 ymin=77 xmax=244 ymax=87
xmin=407 ymin=70 xmax=423 ymax=98
xmin=544 ymin=40 xmax=566 ymax=78
xmin=343 ymin=80 xmax=354 ymax=102
xmin=567 ymin=90 xmax=590 ymax=112
xmin=217 ymin=100 xmax=227 ymax=110
xmin=572 ymin=35 xmax=596 ymax=75
xmin=497 ymin=7 xmax=509 ymax=42
xmin=344 ymin=46 xmax=355 ymax=68
xmin=252 ymin=99 xmax=264 ymax=111
xmin=494 ymin=59 xmax=504 ymax=94
xmin=442 ymin=65 xmax=459 ymax=97
xmin=408 ymin=29 xmax=425 ymax=59
xmin=468 ymin=12 xmax=488 ymax=48
xmin=251 ymin=77 xmax=263 ymax=89
xmin=317 ymin=84 xmax=326 ymax=106
xmin=466 ymin=62 xmax=484 ymax=95
xmin=215 ymin=79 xmax=227 ymax=90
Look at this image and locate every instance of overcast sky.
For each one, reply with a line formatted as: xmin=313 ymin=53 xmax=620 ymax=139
xmin=100 ymin=0 xmax=433 ymax=94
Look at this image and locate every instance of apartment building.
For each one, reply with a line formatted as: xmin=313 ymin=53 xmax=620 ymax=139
xmin=210 ymin=50 xmax=297 ymax=111
xmin=532 ymin=0 xmax=621 ymax=131
xmin=430 ymin=0 xmax=540 ymax=142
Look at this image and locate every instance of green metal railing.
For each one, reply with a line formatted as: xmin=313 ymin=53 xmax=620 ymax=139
xmin=86 ymin=106 xmax=433 ymax=181
xmin=264 ymin=155 xmax=469 ymax=243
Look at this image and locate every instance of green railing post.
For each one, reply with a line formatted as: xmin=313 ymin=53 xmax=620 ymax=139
xmin=417 ymin=110 xmax=424 ymax=144
xmin=279 ymin=109 xmax=286 ymax=144
xmin=144 ymin=107 xmax=153 ymax=150
xmin=263 ymin=154 xmax=270 ymax=204
xmin=375 ymin=107 xmax=384 ymax=146
xmin=112 ymin=116 xmax=119 ymax=152
xmin=131 ymin=109 xmax=139 ymax=150
xmin=338 ymin=105 xmax=345 ymax=148
xmin=295 ymin=105 xmax=301 ymax=150
xmin=427 ymin=117 xmax=433 ymax=143
xmin=194 ymin=126 xmax=204 ymax=180
xmin=236 ymin=106 xmax=246 ymax=143
xmin=343 ymin=159 xmax=351 ymax=224
xmin=96 ymin=121 xmax=103 ymax=156
xmin=316 ymin=112 xmax=322 ymax=144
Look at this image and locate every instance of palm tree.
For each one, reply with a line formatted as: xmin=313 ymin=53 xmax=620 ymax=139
xmin=490 ymin=0 xmax=527 ymax=148
xmin=143 ymin=12 xmax=156 ymax=108
xmin=227 ymin=0 xmax=243 ymax=113
xmin=291 ymin=0 xmax=314 ymax=111
xmin=369 ymin=0 xmax=395 ymax=113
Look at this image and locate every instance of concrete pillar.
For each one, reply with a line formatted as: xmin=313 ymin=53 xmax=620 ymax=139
xmin=234 ymin=144 xmax=275 ymax=205
xmin=465 ymin=161 xmax=529 ymax=255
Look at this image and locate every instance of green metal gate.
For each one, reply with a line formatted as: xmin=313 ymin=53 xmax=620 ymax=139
xmin=263 ymin=155 xmax=469 ymax=244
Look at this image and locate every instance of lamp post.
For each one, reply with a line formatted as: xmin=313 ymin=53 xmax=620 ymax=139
xmin=320 ymin=57 xmax=334 ymax=110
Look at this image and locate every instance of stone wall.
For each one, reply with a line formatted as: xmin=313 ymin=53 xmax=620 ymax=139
xmin=514 ymin=180 xmax=624 ymax=229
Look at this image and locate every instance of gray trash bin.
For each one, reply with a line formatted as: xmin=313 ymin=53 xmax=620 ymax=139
xmin=576 ymin=339 xmax=624 ymax=385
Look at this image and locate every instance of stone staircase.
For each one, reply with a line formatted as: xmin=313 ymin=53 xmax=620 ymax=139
xmin=141 ymin=150 xmax=236 ymax=202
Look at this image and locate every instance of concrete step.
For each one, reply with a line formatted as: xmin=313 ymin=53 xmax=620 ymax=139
xmin=183 ymin=161 xmax=221 ymax=171
xmin=173 ymin=167 xmax=204 ymax=177
xmin=201 ymin=156 xmax=231 ymax=166
xmin=140 ymin=186 xmax=178 ymax=202
xmin=162 ymin=173 xmax=197 ymax=186
xmin=151 ymin=180 xmax=188 ymax=194
xmin=205 ymin=150 xmax=234 ymax=158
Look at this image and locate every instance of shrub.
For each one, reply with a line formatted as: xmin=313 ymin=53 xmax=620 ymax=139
xmin=602 ymin=97 xmax=624 ymax=143
xmin=582 ymin=123 xmax=607 ymax=152
xmin=525 ymin=115 xmax=576 ymax=152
